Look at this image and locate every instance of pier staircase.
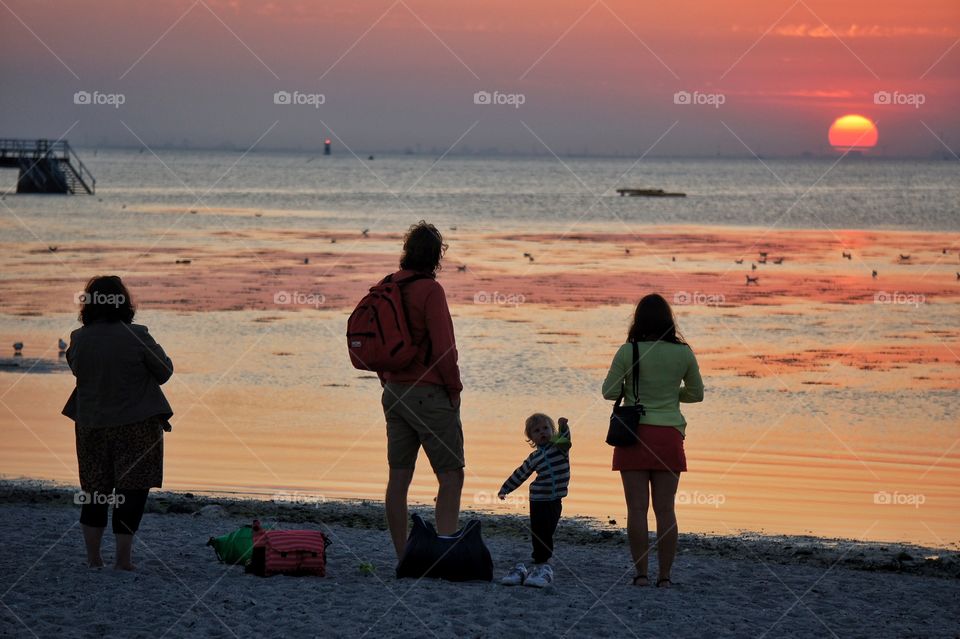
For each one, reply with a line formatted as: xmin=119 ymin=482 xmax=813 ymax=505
xmin=0 ymin=138 xmax=96 ymax=194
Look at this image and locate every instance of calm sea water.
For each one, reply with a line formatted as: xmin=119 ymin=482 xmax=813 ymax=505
xmin=2 ymin=149 xmax=958 ymax=239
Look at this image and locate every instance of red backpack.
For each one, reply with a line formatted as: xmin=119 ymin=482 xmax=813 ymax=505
xmin=346 ymin=273 xmax=432 ymax=372
xmin=247 ymin=520 xmax=330 ymax=577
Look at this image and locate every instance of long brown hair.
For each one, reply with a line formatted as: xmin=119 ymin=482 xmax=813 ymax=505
xmin=399 ymin=220 xmax=447 ymax=274
xmin=627 ymin=294 xmax=686 ymax=345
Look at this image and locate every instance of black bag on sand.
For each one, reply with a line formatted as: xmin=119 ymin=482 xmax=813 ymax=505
xmin=396 ymin=513 xmax=493 ymax=582
xmin=606 ymin=341 xmax=646 ymax=447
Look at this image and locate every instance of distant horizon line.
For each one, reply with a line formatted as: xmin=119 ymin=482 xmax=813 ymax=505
xmin=61 ymin=143 xmax=956 ymax=162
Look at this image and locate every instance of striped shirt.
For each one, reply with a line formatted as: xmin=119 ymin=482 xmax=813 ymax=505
xmin=499 ymin=425 xmax=571 ymax=501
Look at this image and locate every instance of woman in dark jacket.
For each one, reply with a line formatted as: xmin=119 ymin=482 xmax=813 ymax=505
xmin=63 ymin=275 xmax=173 ymax=570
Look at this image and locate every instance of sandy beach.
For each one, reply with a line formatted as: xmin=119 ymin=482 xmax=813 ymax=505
xmin=2 ymin=482 xmax=958 ymax=639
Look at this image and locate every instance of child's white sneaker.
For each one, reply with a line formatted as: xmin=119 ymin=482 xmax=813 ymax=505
xmin=500 ymin=563 xmax=528 ymax=586
xmin=523 ymin=563 xmax=554 ymax=588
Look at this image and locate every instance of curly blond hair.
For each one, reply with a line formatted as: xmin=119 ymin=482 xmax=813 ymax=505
xmin=524 ymin=413 xmax=556 ymax=447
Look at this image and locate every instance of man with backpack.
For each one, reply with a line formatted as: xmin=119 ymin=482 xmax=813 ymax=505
xmin=347 ymin=221 xmax=464 ymax=560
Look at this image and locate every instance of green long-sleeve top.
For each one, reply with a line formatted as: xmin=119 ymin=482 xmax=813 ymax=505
xmin=601 ymin=341 xmax=704 ymax=438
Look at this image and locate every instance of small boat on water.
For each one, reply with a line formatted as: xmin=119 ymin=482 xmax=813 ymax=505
xmin=616 ymin=188 xmax=686 ymax=197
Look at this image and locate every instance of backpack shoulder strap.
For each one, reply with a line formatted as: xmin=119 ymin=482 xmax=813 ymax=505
xmin=378 ymin=272 xmax=434 ymax=287
xmin=376 ymin=272 xmax=436 ymax=364
xmin=394 ymin=272 xmax=434 ymax=286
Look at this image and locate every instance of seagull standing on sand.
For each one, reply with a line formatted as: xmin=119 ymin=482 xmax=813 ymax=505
xmin=842 ymin=251 xmax=852 ymax=260
xmin=734 ymin=258 xmax=743 ymax=264
xmin=872 ymin=270 xmax=878 ymax=279
xmin=13 ymin=342 xmax=23 ymax=355
xmin=745 ymin=275 xmax=759 ymax=286
xmin=457 ymin=265 xmax=467 ymax=272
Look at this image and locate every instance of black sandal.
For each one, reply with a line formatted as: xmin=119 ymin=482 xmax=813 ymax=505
xmin=656 ymin=577 xmax=673 ymax=588
xmin=631 ymin=574 xmax=649 ymax=586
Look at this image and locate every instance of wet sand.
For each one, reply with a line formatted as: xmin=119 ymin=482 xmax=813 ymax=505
xmin=4 ymin=225 xmax=959 ymax=315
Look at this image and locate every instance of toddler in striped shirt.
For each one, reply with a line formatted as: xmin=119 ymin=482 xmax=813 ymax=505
xmin=497 ymin=414 xmax=571 ymax=588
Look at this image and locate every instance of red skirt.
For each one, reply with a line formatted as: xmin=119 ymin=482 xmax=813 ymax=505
xmin=612 ymin=424 xmax=687 ymax=472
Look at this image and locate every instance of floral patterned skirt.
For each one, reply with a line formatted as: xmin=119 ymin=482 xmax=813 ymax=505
xmin=75 ymin=416 xmax=164 ymax=492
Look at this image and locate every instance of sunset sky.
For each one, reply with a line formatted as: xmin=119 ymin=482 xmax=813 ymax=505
xmin=1 ymin=0 xmax=957 ymax=156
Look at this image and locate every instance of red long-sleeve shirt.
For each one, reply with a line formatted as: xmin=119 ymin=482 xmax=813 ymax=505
xmin=380 ymin=269 xmax=462 ymax=404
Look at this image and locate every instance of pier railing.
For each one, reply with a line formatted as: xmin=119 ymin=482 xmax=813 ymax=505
xmin=0 ymin=138 xmax=95 ymax=194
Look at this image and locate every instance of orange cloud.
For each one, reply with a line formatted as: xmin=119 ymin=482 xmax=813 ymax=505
xmin=769 ymin=23 xmax=959 ymax=38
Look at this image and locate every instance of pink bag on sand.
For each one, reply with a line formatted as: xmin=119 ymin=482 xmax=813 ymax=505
xmin=247 ymin=520 xmax=330 ymax=577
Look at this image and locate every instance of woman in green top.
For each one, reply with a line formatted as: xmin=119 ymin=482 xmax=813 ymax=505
xmin=601 ymin=294 xmax=703 ymax=588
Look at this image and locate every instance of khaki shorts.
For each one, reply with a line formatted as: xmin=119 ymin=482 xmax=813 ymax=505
xmin=382 ymin=383 xmax=464 ymax=473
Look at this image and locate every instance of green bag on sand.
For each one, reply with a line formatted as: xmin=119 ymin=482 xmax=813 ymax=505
xmin=207 ymin=523 xmax=273 ymax=565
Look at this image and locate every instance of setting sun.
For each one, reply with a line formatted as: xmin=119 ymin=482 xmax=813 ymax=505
xmin=828 ymin=114 xmax=879 ymax=151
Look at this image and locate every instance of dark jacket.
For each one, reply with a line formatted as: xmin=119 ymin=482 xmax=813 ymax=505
xmin=62 ymin=321 xmax=174 ymax=429
xmin=379 ymin=269 xmax=462 ymax=404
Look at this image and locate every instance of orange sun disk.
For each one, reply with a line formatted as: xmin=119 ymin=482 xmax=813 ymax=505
xmin=828 ymin=114 xmax=878 ymax=150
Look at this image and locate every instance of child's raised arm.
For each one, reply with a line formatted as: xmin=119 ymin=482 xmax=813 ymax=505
xmin=551 ymin=417 xmax=572 ymax=453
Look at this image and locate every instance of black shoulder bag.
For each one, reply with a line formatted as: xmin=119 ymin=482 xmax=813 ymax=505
xmin=605 ymin=341 xmax=645 ymax=447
